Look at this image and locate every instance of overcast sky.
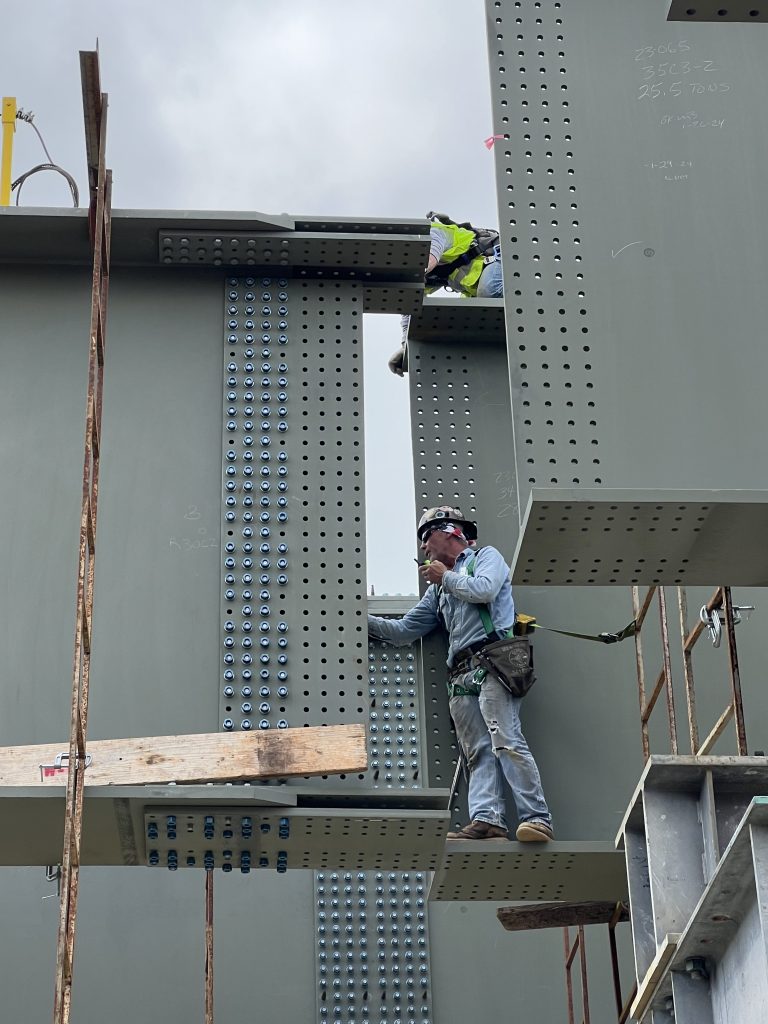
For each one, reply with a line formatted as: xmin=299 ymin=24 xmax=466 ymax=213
xmin=4 ymin=0 xmax=498 ymax=594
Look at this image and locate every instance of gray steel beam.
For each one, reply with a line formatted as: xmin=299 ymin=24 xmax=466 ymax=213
xmin=511 ymin=489 xmax=768 ymax=586
xmin=667 ymin=1 xmax=768 ymax=21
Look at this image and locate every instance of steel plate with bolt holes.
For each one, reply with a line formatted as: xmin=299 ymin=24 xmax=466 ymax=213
xmin=219 ymin=279 xmax=372 ymax=762
xmin=406 ymin=298 xmax=506 ymax=344
xmin=0 ymin=786 xmax=448 ymax=869
xmin=144 ymin=806 xmax=449 ymax=872
xmin=511 ymin=489 xmax=768 ymax=585
xmin=667 ymin=1 xmax=768 ymax=22
xmin=363 ymin=283 xmax=424 ymax=315
xmin=160 ymin=231 xmax=427 ymax=279
xmin=429 ymin=843 xmax=629 ymax=902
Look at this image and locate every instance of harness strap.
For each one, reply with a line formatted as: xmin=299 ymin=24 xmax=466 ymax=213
xmin=527 ymin=620 xmax=638 ymax=645
xmin=447 ymin=680 xmax=483 ymax=698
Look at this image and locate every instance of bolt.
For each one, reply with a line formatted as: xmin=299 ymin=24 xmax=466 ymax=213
xmin=684 ymin=956 xmax=709 ymax=981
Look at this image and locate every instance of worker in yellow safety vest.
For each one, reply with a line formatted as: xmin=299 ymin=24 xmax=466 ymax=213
xmin=388 ymin=212 xmax=503 ymax=376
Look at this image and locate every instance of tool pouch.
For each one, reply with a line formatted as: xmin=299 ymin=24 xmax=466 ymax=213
xmin=475 ymin=636 xmax=536 ymax=698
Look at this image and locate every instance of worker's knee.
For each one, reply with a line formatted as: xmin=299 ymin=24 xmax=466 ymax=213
xmin=487 ymin=720 xmax=524 ymax=761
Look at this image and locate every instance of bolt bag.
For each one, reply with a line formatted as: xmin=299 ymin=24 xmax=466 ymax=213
xmin=475 ymin=636 xmax=536 ymax=698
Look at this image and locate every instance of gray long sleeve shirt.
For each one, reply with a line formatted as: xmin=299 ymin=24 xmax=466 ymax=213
xmin=367 ymin=546 xmax=515 ymax=668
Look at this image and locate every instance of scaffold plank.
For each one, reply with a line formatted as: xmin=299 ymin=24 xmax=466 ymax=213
xmin=498 ymin=900 xmax=629 ymax=932
xmin=0 ymin=724 xmax=367 ymax=787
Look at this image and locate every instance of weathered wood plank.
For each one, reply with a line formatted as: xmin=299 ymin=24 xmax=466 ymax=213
xmin=0 ymin=724 xmax=367 ymax=786
xmin=629 ymin=933 xmax=680 ymax=1022
xmin=497 ymin=900 xmax=629 ymax=932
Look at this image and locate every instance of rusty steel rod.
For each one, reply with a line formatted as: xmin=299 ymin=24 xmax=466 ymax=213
xmin=723 ymin=586 xmax=748 ymax=755
xmin=634 ymin=585 xmax=657 ymax=630
xmin=563 ymin=928 xmax=577 ymax=1024
xmin=607 ymin=904 xmax=624 ymax=1019
xmin=657 ymin=587 xmax=678 ymax=754
xmin=578 ymin=924 xmax=591 ymax=1024
xmin=53 ymin=55 xmax=111 ymax=1024
xmin=677 ymin=588 xmax=699 ymax=754
xmin=205 ymin=871 xmax=214 ymax=1023
xmin=641 ymin=668 xmax=667 ymax=725
xmin=696 ymin=704 xmax=734 ymax=757
xmin=632 ymin=587 xmax=651 ymax=761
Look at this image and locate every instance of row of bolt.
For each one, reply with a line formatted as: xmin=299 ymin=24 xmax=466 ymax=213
xmin=147 ymin=815 xmax=289 ymax=840
xmin=222 ymin=278 xmax=291 ymax=733
xmin=148 ymin=849 xmax=284 ymax=873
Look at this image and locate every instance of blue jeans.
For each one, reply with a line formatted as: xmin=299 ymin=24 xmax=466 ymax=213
xmin=476 ymin=247 xmax=503 ymax=298
xmin=449 ymin=667 xmax=551 ymax=830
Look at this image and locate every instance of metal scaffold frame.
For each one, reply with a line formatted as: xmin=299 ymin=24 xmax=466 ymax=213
xmin=562 ymin=903 xmax=635 ymax=1024
xmin=52 ymin=49 xmax=112 ymax=1024
xmin=631 ymin=585 xmax=747 ymax=761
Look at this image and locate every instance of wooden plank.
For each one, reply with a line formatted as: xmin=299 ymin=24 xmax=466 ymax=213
xmin=497 ymin=900 xmax=628 ymax=932
xmin=629 ymin=933 xmax=680 ymax=1022
xmin=0 ymin=724 xmax=367 ymax=786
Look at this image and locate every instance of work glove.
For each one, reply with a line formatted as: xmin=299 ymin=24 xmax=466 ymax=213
xmin=388 ymin=345 xmax=406 ymax=377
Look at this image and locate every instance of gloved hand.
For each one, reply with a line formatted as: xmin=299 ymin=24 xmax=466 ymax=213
xmin=388 ymin=345 xmax=406 ymax=377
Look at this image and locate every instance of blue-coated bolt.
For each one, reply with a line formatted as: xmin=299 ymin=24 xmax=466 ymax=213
xmin=148 ymin=850 xmax=159 ymax=865
xmin=260 ymin=823 xmax=271 ymax=833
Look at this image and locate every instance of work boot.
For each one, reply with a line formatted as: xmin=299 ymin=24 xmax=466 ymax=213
xmin=515 ymin=820 xmax=554 ymax=842
xmin=446 ymin=820 xmax=509 ymax=841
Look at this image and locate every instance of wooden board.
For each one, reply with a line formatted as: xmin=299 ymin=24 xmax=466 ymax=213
xmin=497 ymin=900 xmax=629 ymax=932
xmin=630 ymin=933 xmax=680 ymax=1022
xmin=0 ymin=724 xmax=367 ymax=786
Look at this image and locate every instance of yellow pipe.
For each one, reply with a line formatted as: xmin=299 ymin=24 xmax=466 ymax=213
xmin=1 ymin=96 xmax=17 ymax=207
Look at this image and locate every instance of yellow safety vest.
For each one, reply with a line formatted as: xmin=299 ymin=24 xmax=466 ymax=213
xmin=426 ymin=221 xmax=486 ymax=297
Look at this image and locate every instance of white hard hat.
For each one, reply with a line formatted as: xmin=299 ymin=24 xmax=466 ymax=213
xmin=417 ymin=505 xmax=478 ymax=542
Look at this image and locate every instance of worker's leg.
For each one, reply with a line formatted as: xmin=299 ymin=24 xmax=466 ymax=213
xmin=449 ymin=692 xmax=507 ymax=828
xmin=476 ymin=246 xmax=503 ymax=297
xmin=477 ymin=673 xmax=551 ymax=827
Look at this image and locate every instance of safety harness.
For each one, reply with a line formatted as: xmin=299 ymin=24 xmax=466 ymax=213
xmin=444 ymin=553 xmax=637 ymax=698
xmin=424 ymin=214 xmax=500 ymax=292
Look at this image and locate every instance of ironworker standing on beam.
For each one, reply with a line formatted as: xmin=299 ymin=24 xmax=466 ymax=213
xmin=389 ymin=212 xmax=503 ymax=376
xmin=367 ymin=506 xmax=552 ymax=842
